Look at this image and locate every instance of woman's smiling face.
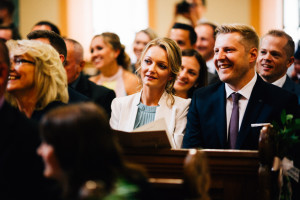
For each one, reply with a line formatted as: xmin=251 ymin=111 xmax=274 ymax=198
xmin=6 ymin=54 xmax=36 ymax=94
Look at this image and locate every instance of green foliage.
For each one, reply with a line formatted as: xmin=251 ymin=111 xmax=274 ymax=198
xmin=272 ymin=110 xmax=300 ymax=200
xmin=272 ymin=110 xmax=300 ymax=160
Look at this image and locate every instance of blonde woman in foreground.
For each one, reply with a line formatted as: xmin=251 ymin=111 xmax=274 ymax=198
xmin=5 ymin=39 xmax=68 ymax=121
xmin=110 ymin=37 xmax=191 ymax=149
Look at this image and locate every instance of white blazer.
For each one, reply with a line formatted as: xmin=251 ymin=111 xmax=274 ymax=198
xmin=110 ymin=91 xmax=191 ymax=149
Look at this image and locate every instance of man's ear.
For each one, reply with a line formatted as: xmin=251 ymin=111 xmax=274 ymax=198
xmin=59 ymin=54 xmax=65 ymax=64
xmin=78 ymin=60 xmax=85 ymax=72
xmin=249 ymin=47 xmax=258 ymax=63
xmin=287 ymin=56 xmax=295 ymax=68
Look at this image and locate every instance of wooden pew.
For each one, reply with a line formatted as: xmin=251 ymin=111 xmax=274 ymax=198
xmin=123 ymin=149 xmax=259 ymax=200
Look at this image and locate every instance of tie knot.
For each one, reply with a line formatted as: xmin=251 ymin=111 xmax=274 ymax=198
xmin=231 ymin=92 xmax=241 ymax=103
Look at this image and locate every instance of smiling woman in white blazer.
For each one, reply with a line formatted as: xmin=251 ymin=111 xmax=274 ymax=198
xmin=110 ymin=37 xmax=191 ymax=149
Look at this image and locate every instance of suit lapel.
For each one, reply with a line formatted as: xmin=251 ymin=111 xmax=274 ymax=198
xmin=282 ymin=76 xmax=294 ymax=91
xmin=236 ymin=76 xmax=264 ymax=149
xmin=75 ymin=73 xmax=89 ymax=95
xmin=125 ymin=92 xmax=141 ymax=131
xmin=215 ymin=83 xmax=227 ymax=148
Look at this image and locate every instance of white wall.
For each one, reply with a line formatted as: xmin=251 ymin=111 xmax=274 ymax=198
xmin=66 ymin=0 xmax=93 ymax=61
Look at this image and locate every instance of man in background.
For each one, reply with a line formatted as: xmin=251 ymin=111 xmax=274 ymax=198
xmin=27 ymin=30 xmax=89 ymax=103
xmin=256 ymin=29 xmax=300 ymax=104
xmin=195 ymin=22 xmax=219 ymax=84
xmin=31 ymin=20 xmax=61 ymax=35
xmin=0 ymin=0 xmax=21 ymax=39
xmin=169 ymin=22 xmax=197 ymax=50
xmin=64 ymin=38 xmax=115 ymax=117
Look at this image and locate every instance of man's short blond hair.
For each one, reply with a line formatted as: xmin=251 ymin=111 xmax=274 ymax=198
xmin=216 ymin=24 xmax=259 ymax=51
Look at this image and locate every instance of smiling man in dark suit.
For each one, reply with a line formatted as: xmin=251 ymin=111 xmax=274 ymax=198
xmin=183 ymin=24 xmax=298 ymax=150
xmin=64 ymin=38 xmax=115 ymax=117
xmin=256 ymin=29 xmax=300 ymax=104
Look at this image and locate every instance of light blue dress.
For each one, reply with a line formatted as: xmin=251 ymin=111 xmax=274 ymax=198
xmin=133 ymin=102 xmax=158 ymax=129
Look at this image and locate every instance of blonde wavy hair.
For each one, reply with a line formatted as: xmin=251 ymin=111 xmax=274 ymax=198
xmin=137 ymin=37 xmax=182 ymax=106
xmin=5 ymin=39 xmax=69 ymax=110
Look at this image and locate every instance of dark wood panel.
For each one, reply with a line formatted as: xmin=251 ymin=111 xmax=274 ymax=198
xmin=123 ymin=149 xmax=259 ymax=200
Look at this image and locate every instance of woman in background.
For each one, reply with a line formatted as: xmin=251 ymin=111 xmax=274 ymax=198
xmin=131 ymin=28 xmax=158 ymax=73
xmin=5 ymin=39 xmax=68 ymax=121
xmin=37 ymin=102 xmax=150 ymax=200
xmin=174 ymin=49 xmax=208 ymax=99
xmin=110 ymin=37 xmax=191 ymax=149
xmin=89 ymin=32 xmax=140 ymax=97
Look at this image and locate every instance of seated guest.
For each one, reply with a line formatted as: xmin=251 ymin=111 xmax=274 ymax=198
xmin=256 ymin=29 xmax=300 ymax=104
xmin=174 ymin=49 xmax=208 ymax=99
xmin=0 ymin=38 xmax=60 ymax=200
xmin=89 ymin=32 xmax=140 ymax=97
xmin=31 ymin=20 xmax=61 ymax=35
xmin=0 ymin=25 xmax=21 ymax=40
xmin=183 ymin=24 xmax=298 ymax=150
xmin=37 ymin=102 xmax=150 ymax=200
xmin=131 ymin=28 xmax=158 ymax=73
xmin=169 ymin=23 xmax=197 ymax=50
xmin=5 ymin=39 xmax=68 ymax=121
xmin=0 ymin=1 xmax=21 ymax=39
xmin=27 ymin=30 xmax=89 ymax=103
xmin=194 ymin=22 xmax=220 ymax=84
xmin=64 ymin=38 xmax=116 ymax=117
xmin=110 ymin=37 xmax=191 ymax=149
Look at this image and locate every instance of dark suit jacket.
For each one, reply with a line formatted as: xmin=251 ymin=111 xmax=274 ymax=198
xmin=68 ymin=86 xmax=89 ymax=103
xmin=282 ymin=76 xmax=300 ymax=104
xmin=182 ymin=75 xmax=299 ymax=150
xmin=0 ymin=101 xmax=62 ymax=200
xmin=72 ymin=73 xmax=116 ymax=117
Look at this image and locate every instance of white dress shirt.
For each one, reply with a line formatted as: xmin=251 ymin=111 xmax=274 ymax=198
xmin=225 ymin=73 xmax=257 ymax=138
xmin=272 ymin=74 xmax=287 ymax=88
xmin=206 ymin=58 xmax=216 ymax=74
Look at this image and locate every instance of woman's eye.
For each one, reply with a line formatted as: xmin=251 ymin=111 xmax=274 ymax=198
xmin=14 ymin=59 xmax=35 ymax=65
xmin=159 ymin=64 xmax=167 ymax=69
xmin=144 ymin=59 xmax=151 ymax=64
xmin=189 ymin=71 xmax=196 ymax=76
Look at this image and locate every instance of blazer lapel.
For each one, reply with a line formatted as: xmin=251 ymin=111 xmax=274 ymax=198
xmin=282 ymin=76 xmax=294 ymax=91
xmin=155 ymin=92 xmax=174 ymax=134
xmin=215 ymin=84 xmax=227 ymax=148
xmin=125 ymin=92 xmax=141 ymax=131
xmin=235 ymin=76 xmax=264 ymax=149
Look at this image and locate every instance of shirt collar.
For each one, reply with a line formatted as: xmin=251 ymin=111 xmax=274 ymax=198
xmin=206 ymin=58 xmax=215 ymax=74
xmin=272 ymin=74 xmax=286 ymax=88
xmin=225 ymin=73 xmax=257 ymax=100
